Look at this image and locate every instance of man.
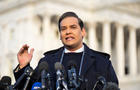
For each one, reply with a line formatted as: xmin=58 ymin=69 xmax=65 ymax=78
xmin=14 ymin=12 xmax=118 ymax=90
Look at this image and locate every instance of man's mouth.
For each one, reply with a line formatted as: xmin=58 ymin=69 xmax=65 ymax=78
xmin=65 ymin=37 xmax=74 ymax=41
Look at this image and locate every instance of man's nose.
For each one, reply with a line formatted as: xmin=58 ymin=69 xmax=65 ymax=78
xmin=66 ymin=28 xmax=71 ymax=34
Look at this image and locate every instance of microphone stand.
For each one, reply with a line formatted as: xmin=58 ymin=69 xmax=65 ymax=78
xmin=46 ymin=73 xmax=52 ymax=90
xmin=23 ymin=67 xmax=33 ymax=90
xmin=41 ymin=70 xmax=52 ymax=90
xmin=68 ymin=67 xmax=79 ymax=90
xmin=12 ymin=73 xmax=25 ymax=89
xmin=10 ymin=66 xmax=33 ymax=90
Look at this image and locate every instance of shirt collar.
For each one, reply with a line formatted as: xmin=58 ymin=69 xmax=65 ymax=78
xmin=64 ymin=45 xmax=84 ymax=53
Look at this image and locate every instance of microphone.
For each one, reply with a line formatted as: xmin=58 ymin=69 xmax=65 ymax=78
xmin=103 ymin=82 xmax=120 ymax=90
xmin=93 ymin=76 xmax=107 ymax=90
xmin=23 ymin=66 xmax=34 ymax=90
xmin=0 ymin=76 xmax=11 ymax=90
xmin=31 ymin=82 xmax=42 ymax=90
xmin=12 ymin=66 xmax=33 ymax=89
xmin=67 ymin=60 xmax=79 ymax=89
xmin=38 ymin=61 xmax=51 ymax=90
xmin=55 ymin=62 xmax=68 ymax=90
xmin=93 ymin=76 xmax=119 ymax=90
xmin=97 ymin=76 xmax=107 ymax=87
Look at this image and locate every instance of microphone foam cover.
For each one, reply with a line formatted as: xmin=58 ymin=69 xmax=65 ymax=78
xmin=55 ymin=62 xmax=63 ymax=70
xmin=38 ymin=61 xmax=49 ymax=72
xmin=104 ymin=82 xmax=120 ymax=90
xmin=1 ymin=76 xmax=11 ymax=85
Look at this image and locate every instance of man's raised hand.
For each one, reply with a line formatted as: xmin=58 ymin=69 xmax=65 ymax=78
xmin=17 ymin=44 xmax=34 ymax=69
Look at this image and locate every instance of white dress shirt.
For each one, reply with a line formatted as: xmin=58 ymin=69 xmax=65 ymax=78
xmin=64 ymin=45 xmax=84 ymax=53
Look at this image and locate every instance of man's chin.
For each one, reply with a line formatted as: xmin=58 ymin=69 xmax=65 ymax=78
xmin=64 ymin=44 xmax=75 ymax=48
xmin=65 ymin=44 xmax=73 ymax=47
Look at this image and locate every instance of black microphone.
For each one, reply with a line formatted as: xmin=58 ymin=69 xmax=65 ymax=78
xmin=12 ymin=66 xmax=33 ymax=89
xmin=93 ymin=76 xmax=120 ymax=90
xmin=67 ymin=60 xmax=79 ymax=89
xmin=38 ymin=61 xmax=51 ymax=90
xmin=93 ymin=76 xmax=107 ymax=90
xmin=55 ymin=62 xmax=68 ymax=90
xmin=23 ymin=66 xmax=34 ymax=90
xmin=103 ymin=82 xmax=120 ymax=90
xmin=0 ymin=76 xmax=11 ymax=90
xmin=97 ymin=76 xmax=107 ymax=87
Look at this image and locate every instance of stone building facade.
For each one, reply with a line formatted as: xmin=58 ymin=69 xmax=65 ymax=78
xmin=0 ymin=0 xmax=140 ymax=90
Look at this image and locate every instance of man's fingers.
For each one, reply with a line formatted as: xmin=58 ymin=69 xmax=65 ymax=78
xmin=18 ymin=47 xmax=24 ymax=55
xmin=18 ymin=44 xmax=29 ymax=55
xmin=23 ymin=44 xmax=29 ymax=50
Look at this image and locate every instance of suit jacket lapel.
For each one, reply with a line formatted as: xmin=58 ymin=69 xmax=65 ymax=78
xmin=52 ymin=47 xmax=64 ymax=63
xmin=80 ymin=44 xmax=96 ymax=76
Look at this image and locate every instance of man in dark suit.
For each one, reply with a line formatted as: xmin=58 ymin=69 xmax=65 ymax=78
xmin=14 ymin=12 xmax=118 ymax=90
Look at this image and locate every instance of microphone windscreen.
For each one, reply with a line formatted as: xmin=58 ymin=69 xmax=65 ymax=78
xmin=31 ymin=82 xmax=42 ymax=90
xmin=1 ymin=76 xmax=11 ymax=86
xmin=97 ymin=76 xmax=106 ymax=85
xmin=38 ymin=61 xmax=49 ymax=72
xmin=24 ymin=66 xmax=34 ymax=76
xmin=104 ymin=82 xmax=120 ymax=90
xmin=55 ymin=62 xmax=63 ymax=70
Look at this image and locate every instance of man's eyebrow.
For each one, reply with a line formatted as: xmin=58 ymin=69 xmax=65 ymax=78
xmin=60 ymin=25 xmax=66 ymax=28
xmin=70 ymin=24 xmax=77 ymax=26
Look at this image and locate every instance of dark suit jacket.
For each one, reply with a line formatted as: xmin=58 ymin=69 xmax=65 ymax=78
xmin=14 ymin=43 xmax=118 ymax=90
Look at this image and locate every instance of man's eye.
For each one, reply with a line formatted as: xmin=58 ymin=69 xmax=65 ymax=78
xmin=61 ymin=27 xmax=66 ymax=31
xmin=71 ymin=25 xmax=77 ymax=29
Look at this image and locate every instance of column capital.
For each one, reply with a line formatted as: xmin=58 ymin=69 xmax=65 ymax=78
xmin=113 ymin=22 xmax=124 ymax=27
xmin=127 ymin=25 xmax=136 ymax=31
xmin=43 ymin=13 xmax=52 ymax=19
xmin=102 ymin=20 xmax=111 ymax=25
xmin=88 ymin=22 xmax=97 ymax=27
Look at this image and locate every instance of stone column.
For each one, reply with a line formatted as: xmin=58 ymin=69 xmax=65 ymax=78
xmin=0 ymin=25 xmax=11 ymax=76
xmin=103 ymin=21 xmax=111 ymax=54
xmin=116 ymin=23 xmax=125 ymax=77
xmin=0 ymin=26 xmax=1 ymax=46
xmin=0 ymin=26 xmax=2 ymax=77
xmin=43 ymin=14 xmax=54 ymax=50
xmin=43 ymin=14 xmax=62 ymax=51
xmin=128 ymin=26 xmax=137 ymax=76
xmin=88 ymin=23 xmax=98 ymax=50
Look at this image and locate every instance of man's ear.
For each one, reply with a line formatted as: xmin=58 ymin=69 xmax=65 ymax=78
xmin=82 ymin=28 xmax=86 ymax=37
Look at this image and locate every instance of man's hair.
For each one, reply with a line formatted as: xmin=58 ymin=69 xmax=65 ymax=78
xmin=58 ymin=11 xmax=84 ymax=31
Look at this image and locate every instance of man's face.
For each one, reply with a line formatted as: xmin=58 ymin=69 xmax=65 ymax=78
xmin=60 ymin=17 xmax=86 ymax=51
